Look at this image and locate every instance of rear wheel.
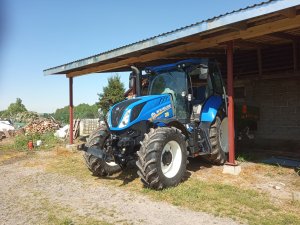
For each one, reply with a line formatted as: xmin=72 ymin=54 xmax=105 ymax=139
xmin=204 ymin=115 xmax=228 ymax=165
xmin=136 ymin=127 xmax=187 ymax=190
xmin=83 ymin=127 xmax=121 ymax=176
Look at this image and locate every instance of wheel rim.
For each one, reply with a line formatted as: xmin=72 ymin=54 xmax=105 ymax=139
xmin=161 ymin=140 xmax=182 ymax=178
xmin=219 ymin=117 xmax=229 ymax=153
xmin=104 ymin=152 xmax=118 ymax=167
xmin=105 ymin=161 xmax=118 ymax=166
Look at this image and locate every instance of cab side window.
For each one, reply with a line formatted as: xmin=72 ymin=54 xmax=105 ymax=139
xmin=210 ymin=63 xmax=224 ymax=95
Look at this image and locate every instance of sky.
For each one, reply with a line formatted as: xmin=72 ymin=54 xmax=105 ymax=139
xmin=0 ymin=0 xmax=265 ymax=113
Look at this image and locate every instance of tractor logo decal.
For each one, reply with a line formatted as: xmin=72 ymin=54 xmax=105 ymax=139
xmin=149 ymin=104 xmax=171 ymax=121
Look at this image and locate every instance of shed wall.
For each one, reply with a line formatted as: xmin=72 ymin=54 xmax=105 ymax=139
xmin=236 ymin=75 xmax=300 ymax=141
xmin=255 ymin=77 xmax=300 ymax=140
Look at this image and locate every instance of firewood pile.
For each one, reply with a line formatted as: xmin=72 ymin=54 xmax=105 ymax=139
xmin=24 ymin=118 xmax=60 ymax=134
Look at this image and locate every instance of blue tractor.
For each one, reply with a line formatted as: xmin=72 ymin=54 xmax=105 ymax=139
xmin=83 ymin=58 xmax=228 ymax=189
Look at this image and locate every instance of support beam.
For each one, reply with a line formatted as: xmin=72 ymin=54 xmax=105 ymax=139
xmin=226 ymin=21 xmax=247 ymax=31
xmin=235 ymin=39 xmax=272 ymax=49
xmin=280 ymin=8 xmax=297 ymax=18
xmin=269 ymin=32 xmax=299 ymax=41
xmin=69 ymin=77 xmax=74 ymax=145
xmin=226 ymin=41 xmax=236 ymax=165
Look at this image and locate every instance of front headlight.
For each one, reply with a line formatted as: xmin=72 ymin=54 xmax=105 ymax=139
xmin=118 ymin=109 xmax=131 ymax=128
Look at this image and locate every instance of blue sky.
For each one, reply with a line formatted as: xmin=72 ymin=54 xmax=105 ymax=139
xmin=0 ymin=0 xmax=265 ymax=113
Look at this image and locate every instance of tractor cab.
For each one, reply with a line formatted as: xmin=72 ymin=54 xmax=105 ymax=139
xmin=145 ymin=59 xmax=226 ymax=125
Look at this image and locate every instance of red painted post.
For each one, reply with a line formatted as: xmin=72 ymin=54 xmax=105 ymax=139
xmin=69 ymin=77 xmax=74 ymax=145
xmin=227 ymin=41 xmax=236 ymax=165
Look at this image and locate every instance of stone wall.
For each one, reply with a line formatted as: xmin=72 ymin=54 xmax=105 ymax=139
xmin=236 ymin=76 xmax=300 ymax=141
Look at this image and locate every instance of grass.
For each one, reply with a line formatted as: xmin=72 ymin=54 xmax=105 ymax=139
xmin=14 ymin=132 xmax=61 ymax=150
xmin=0 ymin=132 xmax=61 ymax=151
xmin=0 ymin=133 xmax=61 ymax=164
xmin=43 ymin=149 xmax=300 ymax=225
xmin=45 ymin=148 xmax=93 ymax=180
xmin=141 ymin=180 xmax=300 ymax=225
xmin=236 ymin=152 xmax=256 ymax=162
xmin=295 ymin=167 xmax=300 ymax=176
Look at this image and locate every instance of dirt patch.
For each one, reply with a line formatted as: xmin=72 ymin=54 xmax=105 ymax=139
xmin=0 ymin=151 xmax=239 ymax=225
xmin=188 ymin=157 xmax=300 ymax=204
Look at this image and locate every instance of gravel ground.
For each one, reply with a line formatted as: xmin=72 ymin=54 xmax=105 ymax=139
xmin=0 ymin=154 xmax=240 ymax=225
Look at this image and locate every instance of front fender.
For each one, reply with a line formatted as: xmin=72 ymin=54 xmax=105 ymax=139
xmin=153 ymin=118 xmax=189 ymax=138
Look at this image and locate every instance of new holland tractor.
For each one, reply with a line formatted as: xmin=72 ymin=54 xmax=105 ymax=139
xmin=83 ymin=58 xmax=228 ymax=189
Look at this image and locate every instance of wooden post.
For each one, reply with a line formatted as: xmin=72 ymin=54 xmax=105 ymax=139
xmin=227 ymin=41 xmax=236 ymax=165
xmin=69 ymin=77 xmax=74 ymax=145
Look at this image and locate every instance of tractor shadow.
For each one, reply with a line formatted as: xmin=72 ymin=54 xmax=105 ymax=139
xmin=115 ymin=167 xmax=139 ymax=186
xmin=187 ymin=156 xmax=213 ymax=172
xmin=100 ymin=157 xmax=213 ymax=186
xmin=101 ymin=161 xmax=139 ymax=186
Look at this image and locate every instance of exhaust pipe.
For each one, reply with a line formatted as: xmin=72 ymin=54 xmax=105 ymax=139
xmin=131 ymin=66 xmax=141 ymax=97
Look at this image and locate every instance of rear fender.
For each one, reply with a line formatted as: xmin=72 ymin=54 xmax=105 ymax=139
xmin=200 ymin=95 xmax=223 ymax=122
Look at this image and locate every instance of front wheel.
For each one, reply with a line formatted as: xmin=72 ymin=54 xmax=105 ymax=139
xmin=83 ymin=127 xmax=121 ymax=177
xmin=136 ymin=127 xmax=187 ymax=190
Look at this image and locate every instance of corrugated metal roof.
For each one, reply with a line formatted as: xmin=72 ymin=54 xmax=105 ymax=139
xmin=44 ymin=0 xmax=300 ymax=75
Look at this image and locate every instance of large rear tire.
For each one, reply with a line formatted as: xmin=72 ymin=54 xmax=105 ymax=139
xmin=83 ymin=127 xmax=121 ymax=176
xmin=136 ymin=127 xmax=187 ymax=190
xmin=205 ymin=115 xmax=227 ymax=165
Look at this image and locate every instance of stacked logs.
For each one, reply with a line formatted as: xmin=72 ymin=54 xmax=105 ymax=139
xmin=24 ymin=118 xmax=60 ymax=134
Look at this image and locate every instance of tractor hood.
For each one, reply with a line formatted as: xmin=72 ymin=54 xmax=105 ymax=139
xmin=108 ymin=94 xmax=174 ymax=131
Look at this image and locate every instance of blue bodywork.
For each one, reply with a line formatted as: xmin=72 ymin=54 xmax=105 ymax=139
xmin=201 ymin=96 xmax=223 ymax=122
xmin=108 ymin=94 xmax=174 ymax=131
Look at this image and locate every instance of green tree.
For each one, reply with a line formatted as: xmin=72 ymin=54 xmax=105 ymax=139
xmin=53 ymin=106 xmax=69 ymax=123
xmin=53 ymin=104 xmax=98 ymax=123
xmin=98 ymin=75 xmax=125 ymax=114
xmin=74 ymin=103 xmax=98 ymax=119
xmin=0 ymin=98 xmax=27 ymax=117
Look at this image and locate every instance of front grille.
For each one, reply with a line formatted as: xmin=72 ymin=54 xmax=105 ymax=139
xmin=111 ymin=99 xmax=139 ymax=127
xmin=130 ymin=102 xmax=146 ymax=122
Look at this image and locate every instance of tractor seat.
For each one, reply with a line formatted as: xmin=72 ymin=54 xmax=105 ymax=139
xmin=192 ymin=86 xmax=207 ymax=121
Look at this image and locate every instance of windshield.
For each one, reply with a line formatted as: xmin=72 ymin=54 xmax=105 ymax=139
xmin=148 ymin=70 xmax=188 ymax=120
xmin=149 ymin=70 xmax=187 ymax=96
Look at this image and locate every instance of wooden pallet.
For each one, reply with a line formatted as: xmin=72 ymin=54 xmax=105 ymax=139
xmin=65 ymin=119 xmax=80 ymax=140
xmin=73 ymin=119 xmax=80 ymax=139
